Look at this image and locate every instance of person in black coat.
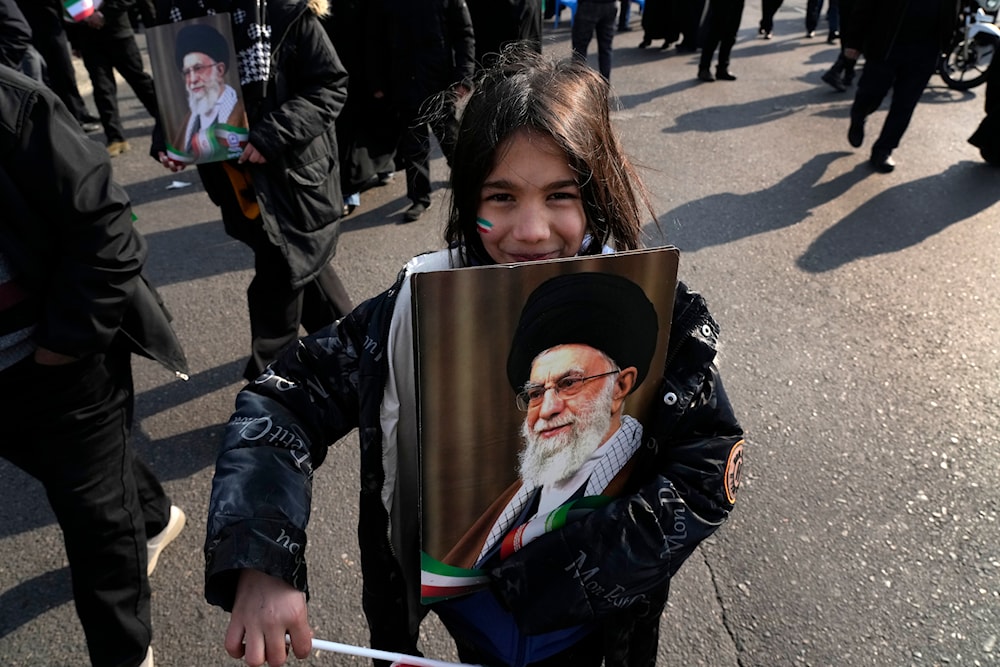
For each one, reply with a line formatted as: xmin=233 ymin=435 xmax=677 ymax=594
xmin=14 ymin=0 xmax=99 ymax=129
xmin=370 ymin=0 xmax=475 ymax=222
xmin=697 ymin=0 xmax=744 ymax=81
xmin=0 ymin=64 xmax=188 ymax=667
xmin=466 ymin=0 xmax=542 ymax=69
xmin=843 ymin=0 xmax=959 ymax=172
xmin=968 ymin=56 xmax=1000 ymax=164
xmin=0 ymin=0 xmax=31 ymax=69
xmin=758 ymin=0 xmax=782 ymax=37
xmin=820 ymin=0 xmax=857 ymax=91
xmin=64 ymin=0 xmax=160 ymax=156
xmin=153 ymin=0 xmax=353 ymax=382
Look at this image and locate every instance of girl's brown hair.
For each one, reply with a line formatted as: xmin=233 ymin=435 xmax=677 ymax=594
xmin=444 ymin=47 xmax=656 ymax=265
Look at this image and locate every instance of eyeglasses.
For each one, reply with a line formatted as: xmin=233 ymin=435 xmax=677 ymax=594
xmin=182 ymin=62 xmax=220 ymax=79
xmin=515 ymin=369 xmax=620 ymax=411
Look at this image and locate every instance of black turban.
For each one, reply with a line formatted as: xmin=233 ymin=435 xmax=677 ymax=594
xmin=175 ymin=23 xmax=230 ymax=71
xmin=506 ymin=272 xmax=659 ymax=391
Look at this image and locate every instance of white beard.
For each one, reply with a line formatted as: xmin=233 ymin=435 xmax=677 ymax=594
xmin=518 ymin=378 xmax=615 ymax=489
xmin=188 ymin=80 xmax=223 ymax=118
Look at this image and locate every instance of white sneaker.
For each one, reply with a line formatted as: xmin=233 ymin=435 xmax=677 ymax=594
xmin=139 ymin=646 xmax=153 ymax=667
xmin=147 ymin=505 xmax=186 ymax=576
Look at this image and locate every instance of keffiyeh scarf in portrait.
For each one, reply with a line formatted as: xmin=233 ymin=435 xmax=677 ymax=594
xmin=164 ymin=0 xmax=271 ymax=100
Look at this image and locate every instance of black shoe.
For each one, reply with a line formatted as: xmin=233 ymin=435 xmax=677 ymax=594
xmin=697 ymin=67 xmax=715 ymax=82
xmin=758 ymin=25 xmax=766 ymax=35
xmin=659 ymin=40 xmax=672 ymax=50
xmin=638 ymin=38 xmax=651 ymax=48
xmin=716 ymin=67 xmax=737 ymax=81
xmin=821 ymin=69 xmax=847 ymax=92
xmin=869 ymin=152 xmax=896 ymax=173
xmin=403 ymin=202 xmax=427 ymax=222
xmin=81 ymin=120 xmax=102 ymax=133
xmin=848 ymin=118 xmax=865 ymax=148
xmin=843 ymin=71 xmax=855 ymax=87
xmin=806 ymin=30 xmax=816 ymax=38
xmin=827 ymin=30 xmax=839 ymax=44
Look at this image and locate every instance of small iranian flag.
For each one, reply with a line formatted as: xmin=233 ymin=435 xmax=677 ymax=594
xmin=64 ymin=0 xmax=101 ymax=22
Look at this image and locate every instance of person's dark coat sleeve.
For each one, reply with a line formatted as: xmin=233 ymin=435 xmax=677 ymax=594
xmin=204 ymin=294 xmax=378 ymax=609
xmin=0 ymin=0 xmax=32 ymax=69
xmin=248 ymin=12 xmax=348 ymax=162
xmin=3 ymin=72 xmax=145 ymax=358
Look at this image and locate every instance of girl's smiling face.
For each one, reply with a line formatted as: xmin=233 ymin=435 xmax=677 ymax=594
xmin=476 ymin=129 xmax=587 ymax=264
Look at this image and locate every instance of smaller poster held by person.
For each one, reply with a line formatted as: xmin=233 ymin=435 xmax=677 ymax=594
xmin=147 ymin=15 xmax=249 ymax=165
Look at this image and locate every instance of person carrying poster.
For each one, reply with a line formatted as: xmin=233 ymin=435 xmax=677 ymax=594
xmin=150 ymin=0 xmax=353 ymax=382
xmin=203 ymin=47 xmax=744 ymax=667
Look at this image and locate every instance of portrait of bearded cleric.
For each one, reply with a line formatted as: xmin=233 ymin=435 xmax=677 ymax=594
xmin=410 ymin=248 xmax=679 ymax=596
xmin=147 ymin=16 xmax=248 ymax=164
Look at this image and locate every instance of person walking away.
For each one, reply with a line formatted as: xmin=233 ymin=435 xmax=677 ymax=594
xmin=65 ymin=0 xmax=160 ymax=156
xmin=637 ymin=0 xmax=678 ymax=49
xmin=369 ymin=0 xmax=475 ymax=222
xmin=466 ymin=0 xmax=542 ymax=69
xmin=843 ymin=0 xmax=960 ymax=172
xmin=968 ymin=55 xmax=1000 ymax=163
xmin=758 ymin=0 xmax=782 ymax=38
xmin=0 ymin=63 xmax=188 ymax=667
xmin=572 ymin=0 xmax=618 ymax=80
xmin=821 ymin=0 xmax=857 ymax=91
xmin=14 ymin=0 xmax=101 ymax=130
xmin=698 ymin=0 xmax=744 ymax=81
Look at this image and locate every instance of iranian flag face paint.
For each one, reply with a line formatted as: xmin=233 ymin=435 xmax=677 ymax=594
xmin=476 ymin=217 xmax=493 ymax=234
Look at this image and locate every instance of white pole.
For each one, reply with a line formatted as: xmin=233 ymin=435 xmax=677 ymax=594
xmin=292 ymin=636 xmax=483 ymax=667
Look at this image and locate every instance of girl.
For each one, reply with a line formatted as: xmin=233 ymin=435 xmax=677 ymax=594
xmin=205 ymin=48 xmax=744 ymax=667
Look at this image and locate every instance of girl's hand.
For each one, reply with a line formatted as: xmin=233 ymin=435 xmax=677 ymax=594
xmin=225 ymin=569 xmax=312 ymax=666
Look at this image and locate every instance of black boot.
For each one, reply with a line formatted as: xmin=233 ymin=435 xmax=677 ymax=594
xmin=821 ymin=53 xmax=850 ymax=91
xmin=716 ymin=64 xmax=737 ymax=80
xmin=697 ymin=66 xmax=715 ymax=82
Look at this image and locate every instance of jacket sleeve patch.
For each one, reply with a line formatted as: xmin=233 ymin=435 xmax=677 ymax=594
xmin=724 ymin=439 xmax=744 ymax=505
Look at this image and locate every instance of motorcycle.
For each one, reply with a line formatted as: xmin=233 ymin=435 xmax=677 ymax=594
xmin=938 ymin=0 xmax=1000 ymax=90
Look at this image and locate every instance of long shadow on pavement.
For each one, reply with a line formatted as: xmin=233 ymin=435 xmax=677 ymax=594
xmin=0 ymin=568 xmax=72 ymax=640
xmin=646 ymin=151 xmax=865 ymax=251
xmin=798 ymin=160 xmax=1000 ymax=272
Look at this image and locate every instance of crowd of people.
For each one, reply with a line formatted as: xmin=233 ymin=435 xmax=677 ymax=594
xmin=0 ymin=0 xmax=986 ymax=666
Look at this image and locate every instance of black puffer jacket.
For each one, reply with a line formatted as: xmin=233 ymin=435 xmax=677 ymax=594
xmin=205 ymin=249 xmax=744 ymax=666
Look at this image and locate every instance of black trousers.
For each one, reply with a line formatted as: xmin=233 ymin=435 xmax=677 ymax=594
xmin=850 ymin=41 xmax=939 ymax=157
xmin=22 ymin=8 xmax=92 ymax=121
xmin=572 ymin=1 xmax=618 ymax=81
xmin=397 ymin=96 xmax=458 ymax=207
xmin=759 ymin=0 xmax=783 ymax=32
xmin=74 ymin=29 xmax=158 ymax=143
xmin=0 ymin=348 xmax=170 ymax=667
xmin=700 ymin=0 xmax=745 ymax=69
xmin=222 ymin=212 xmax=353 ymax=381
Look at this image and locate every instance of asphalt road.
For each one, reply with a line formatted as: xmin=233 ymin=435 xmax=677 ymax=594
xmin=2 ymin=2 xmax=998 ymax=666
